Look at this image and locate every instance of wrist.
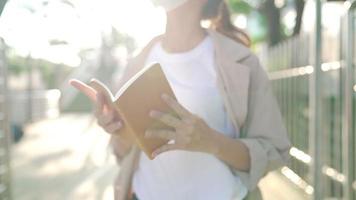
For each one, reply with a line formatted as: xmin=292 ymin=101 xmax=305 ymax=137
xmin=112 ymin=134 xmax=133 ymax=148
xmin=205 ymin=129 xmax=222 ymax=157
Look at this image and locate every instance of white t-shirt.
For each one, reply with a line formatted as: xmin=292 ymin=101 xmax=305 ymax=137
xmin=132 ymin=36 xmax=248 ymax=200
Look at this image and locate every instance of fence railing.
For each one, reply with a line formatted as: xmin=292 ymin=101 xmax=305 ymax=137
xmin=263 ymin=2 xmax=356 ymax=199
xmin=0 ymin=39 xmax=11 ymax=199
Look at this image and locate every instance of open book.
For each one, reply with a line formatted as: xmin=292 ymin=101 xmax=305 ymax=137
xmin=94 ymin=63 xmax=177 ymax=160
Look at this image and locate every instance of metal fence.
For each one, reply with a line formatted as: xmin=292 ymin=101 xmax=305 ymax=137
xmin=263 ymin=2 xmax=356 ymax=200
xmin=0 ymin=39 xmax=11 ymax=199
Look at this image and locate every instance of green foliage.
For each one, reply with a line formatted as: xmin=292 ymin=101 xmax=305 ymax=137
xmin=250 ymin=11 xmax=268 ymax=45
xmin=111 ymin=28 xmax=137 ymax=54
xmin=37 ymin=59 xmax=56 ymax=89
xmin=228 ymin=0 xmax=252 ymax=14
xmin=228 ymin=0 xmax=266 ymax=45
xmin=228 ymin=0 xmax=304 ymax=45
xmin=7 ymin=53 xmax=75 ymax=89
xmin=7 ymin=53 xmax=27 ymax=75
xmin=62 ymin=92 xmax=92 ymax=112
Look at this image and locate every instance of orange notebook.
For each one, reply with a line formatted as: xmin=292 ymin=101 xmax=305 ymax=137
xmin=94 ymin=63 xmax=177 ymax=160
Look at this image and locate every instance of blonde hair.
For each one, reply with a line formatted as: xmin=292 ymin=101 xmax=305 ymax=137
xmin=202 ymin=0 xmax=251 ymax=47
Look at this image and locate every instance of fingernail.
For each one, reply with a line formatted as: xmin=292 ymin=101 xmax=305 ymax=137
xmin=144 ymin=130 xmax=150 ymax=137
xmin=151 ymin=152 xmax=157 ymax=158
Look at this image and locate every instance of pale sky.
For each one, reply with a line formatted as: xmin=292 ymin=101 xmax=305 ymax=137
xmin=0 ymin=0 xmax=166 ymax=66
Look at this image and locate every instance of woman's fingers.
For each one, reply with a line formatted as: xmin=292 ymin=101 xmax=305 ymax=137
xmin=103 ymin=121 xmax=123 ymax=134
xmin=145 ymin=129 xmax=176 ymax=140
xmin=89 ymin=79 xmax=114 ymax=102
xmin=70 ymin=79 xmax=123 ymax=135
xmin=149 ymin=110 xmax=181 ymax=128
xmin=97 ymin=111 xmax=115 ymax=127
xmin=161 ymin=94 xmax=190 ymax=118
xmin=69 ymin=79 xmax=97 ymax=102
xmin=152 ymin=144 xmax=179 ymax=158
xmin=95 ymin=92 xmax=105 ymax=116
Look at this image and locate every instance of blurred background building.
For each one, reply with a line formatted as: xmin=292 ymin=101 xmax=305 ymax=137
xmin=0 ymin=0 xmax=355 ymax=199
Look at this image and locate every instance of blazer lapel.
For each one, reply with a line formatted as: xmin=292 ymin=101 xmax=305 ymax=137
xmin=208 ymin=30 xmax=251 ymax=130
xmin=224 ymin=60 xmax=250 ymax=130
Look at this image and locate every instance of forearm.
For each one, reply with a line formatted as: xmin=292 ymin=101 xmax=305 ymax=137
xmin=210 ymin=130 xmax=251 ymax=172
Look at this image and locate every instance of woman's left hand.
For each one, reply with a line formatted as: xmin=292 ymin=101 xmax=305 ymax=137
xmin=145 ymin=94 xmax=220 ymax=158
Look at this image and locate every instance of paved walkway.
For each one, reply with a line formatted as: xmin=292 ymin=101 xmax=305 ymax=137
xmin=11 ymin=114 xmax=308 ymax=200
xmin=12 ymin=114 xmax=117 ymax=200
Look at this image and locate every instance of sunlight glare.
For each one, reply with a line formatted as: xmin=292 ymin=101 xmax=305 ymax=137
xmin=0 ymin=0 xmax=165 ymax=65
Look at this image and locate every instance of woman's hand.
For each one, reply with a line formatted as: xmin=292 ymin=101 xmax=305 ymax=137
xmin=94 ymin=93 xmax=123 ymax=135
xmin=69 ymin=79 xmax=124 ymax=136
xmin=145 ymin=94 xmax=220 ymax=158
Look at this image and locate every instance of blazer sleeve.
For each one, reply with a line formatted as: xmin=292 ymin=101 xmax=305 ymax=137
xmin=232 ymin=54 xmax=291 ymax=191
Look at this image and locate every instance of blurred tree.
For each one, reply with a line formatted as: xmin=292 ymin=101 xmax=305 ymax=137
xmin=293 ymin=0 xmax=305 ymax=36
xmin=260 ymin=0 xmax=282 ymax=46
xmin=229 ymin=0 xmax=252 ymax=14
xmin=111 ymin=28 xmax=137 ymax=55
xmin=229 ymin=0 xmax=306 ymax=46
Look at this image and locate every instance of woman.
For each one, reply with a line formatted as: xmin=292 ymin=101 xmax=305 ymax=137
xmin=70 ymin=0 xmax=291 ymax=199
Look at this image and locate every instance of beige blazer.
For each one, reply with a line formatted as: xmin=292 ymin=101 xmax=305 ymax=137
xmin=111 ymin=29 xmax=291 ymax=200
